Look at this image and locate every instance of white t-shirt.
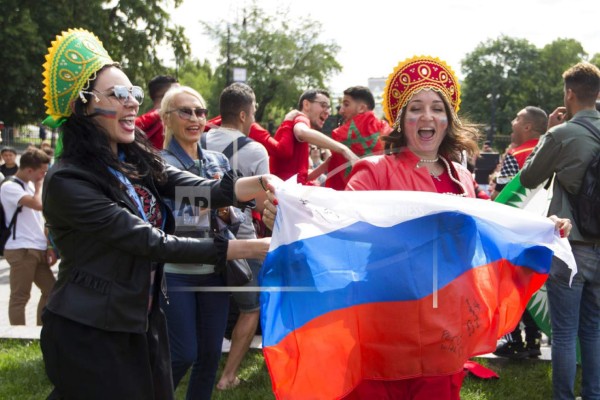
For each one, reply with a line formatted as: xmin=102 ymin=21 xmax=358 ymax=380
xmin=0 ymin=178 xmax=47 ymax=250
xmin=205 ymin=127 xmax=270 ymax=239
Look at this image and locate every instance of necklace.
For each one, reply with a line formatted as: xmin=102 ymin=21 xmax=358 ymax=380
xmin=438 ymin=157 xmax=468 ymax=197
xmin=419 ymin=156 xmax=442 ymax=180
xmin=419 ymin=156 xmax=439 ymax=163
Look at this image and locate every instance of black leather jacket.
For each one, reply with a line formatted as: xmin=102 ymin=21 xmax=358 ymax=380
xmin=42 ymin=161 xmax=238 ymax=333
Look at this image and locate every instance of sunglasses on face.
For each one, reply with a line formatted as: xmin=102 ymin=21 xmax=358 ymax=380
xmin=93 ymin=85 xmax=145 ymax=105
xmin=167 ymin=107 xmax=208 ymax=120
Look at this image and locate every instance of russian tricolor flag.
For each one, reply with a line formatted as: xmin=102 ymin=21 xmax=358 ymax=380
xmin=260 ymin=183 xmax=574 ymax=400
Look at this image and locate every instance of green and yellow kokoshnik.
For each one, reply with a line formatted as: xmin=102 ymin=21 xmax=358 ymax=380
xmin=42 ymin=28 xmax=114 ymax=129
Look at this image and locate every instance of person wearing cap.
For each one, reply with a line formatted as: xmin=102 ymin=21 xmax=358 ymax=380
xmin=38 ymin=28 xmax=279 ymax=399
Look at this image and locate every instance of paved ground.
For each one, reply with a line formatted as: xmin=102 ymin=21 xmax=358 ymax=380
xmin=0 ymin=257 xmax=54 ymax=339
xmin=0 ymin=256 xmax=550 ymax=360
xmin=0 ymin=257 xmax=266 ymax=350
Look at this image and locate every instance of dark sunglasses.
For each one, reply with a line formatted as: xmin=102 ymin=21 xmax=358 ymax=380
xmin=167 ymin=107 xmax=208 ymax=120
xmin=94 ymin=85 xmax=144 ymax=105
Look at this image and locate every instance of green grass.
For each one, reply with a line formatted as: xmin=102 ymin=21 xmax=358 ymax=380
xmin=0 ymin=340 xmax=50 ymax=399
xmin=1 ymin=339 xmax=582 ymax=399
xmin=179 ymin=350 xmax=276 ymax=400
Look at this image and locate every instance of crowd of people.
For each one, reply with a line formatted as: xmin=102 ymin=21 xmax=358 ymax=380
xmin=1 ymin=26 xmax=598 ymax=400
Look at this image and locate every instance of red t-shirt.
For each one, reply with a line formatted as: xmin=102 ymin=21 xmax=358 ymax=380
xmin=205 ymin=115 xmax=280 ymax=157
xmin=326 ymin=111 xmax=391 ymax=190
xmin=509 ymin=138 xmax=539 ymax=168
xmin=270 ymin=115 xmax=312 ymax=184
xmin=431 ymin=168 xmax=463 ymax=195
xmin=135 ymin=109 xmax=164 ymax=150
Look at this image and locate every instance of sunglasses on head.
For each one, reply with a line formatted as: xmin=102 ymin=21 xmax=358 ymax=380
xmin=92 ymin=85 xmax=145 ymax=105
xmin=167 ymin=107 xmax=208 ymax=120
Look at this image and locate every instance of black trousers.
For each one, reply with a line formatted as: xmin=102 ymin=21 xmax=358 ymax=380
xmin=509 ymin=309 xmax=541 ymax=343
xmin=41 ymin=309 xmax=174 ymax=400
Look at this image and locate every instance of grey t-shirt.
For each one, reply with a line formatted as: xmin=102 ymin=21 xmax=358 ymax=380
xmin=205 ymin=127 xmax=270 ymax=239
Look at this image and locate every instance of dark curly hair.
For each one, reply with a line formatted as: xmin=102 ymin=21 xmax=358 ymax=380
xmin=59 ymin=65 xmax=166 ymax=192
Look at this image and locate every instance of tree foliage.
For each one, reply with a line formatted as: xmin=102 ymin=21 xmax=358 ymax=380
xmin=461 ymin=35 xmax=592 ymax=144
xmin=461 ymin=36 xmax=540 ymax=140
xmin=201 ymin=3 xmax=342 ymax=122
xmin=589 ymin=53 xmax=600 ymax=69
xmin=2 ymin=0 xmax=599 ymax=138
xmin=537 ymin=38 xmax=587 ymax=113
xmin=177 ymin=59 xmax=220 ymax=118
xmin=0 ymin=0 xmax=189 ymax=126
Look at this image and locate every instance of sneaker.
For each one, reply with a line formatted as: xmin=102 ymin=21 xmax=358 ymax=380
xmin=493 ymin=341 xmax=530 ymax=359
xmin=526 ymin=338 xmax=542 ymax=358
xmin=527 ymin=346 xmax=542 ymax=358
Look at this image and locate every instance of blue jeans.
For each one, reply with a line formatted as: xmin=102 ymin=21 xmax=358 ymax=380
xmin=160 ymin=273 xmax=230 ymax=400
xmin=547 ymin=244 xmax=600 ymax=400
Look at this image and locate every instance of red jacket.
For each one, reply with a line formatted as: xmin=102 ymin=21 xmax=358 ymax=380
xmin=347 ymin=148 xmax=476 ymax=198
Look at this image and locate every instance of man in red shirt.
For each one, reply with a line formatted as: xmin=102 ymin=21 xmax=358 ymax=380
xmin=269 ymin=89 xmax=358 ymax=184
xmin=135 ymin=75 xmax=179 ymax=150
xmin=492 ymin=106 xmax=548 ymax=199
xmin=325 ymin=86 xmax=392 ymax=190
xmin=492 ymin=105 xmax=548 ymax=359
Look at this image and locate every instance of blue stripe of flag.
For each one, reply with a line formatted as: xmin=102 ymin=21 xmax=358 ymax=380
xmin=260 ymin=212 xmax=552 ymax=347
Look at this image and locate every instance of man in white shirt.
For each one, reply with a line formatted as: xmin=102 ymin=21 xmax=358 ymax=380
xmin=1 ymin=148 xmax=56 ymax=325
xmin=204 ymin=83 xmax=268 ymax=390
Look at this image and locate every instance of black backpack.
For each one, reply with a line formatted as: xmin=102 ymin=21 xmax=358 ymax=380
xmin=201 ymin=133 xmax=269 ymax=237
xmin=0 ymin=176 xmax=25 ymax=255
xmin=568 ymin=118 xmax=600 ymax=238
